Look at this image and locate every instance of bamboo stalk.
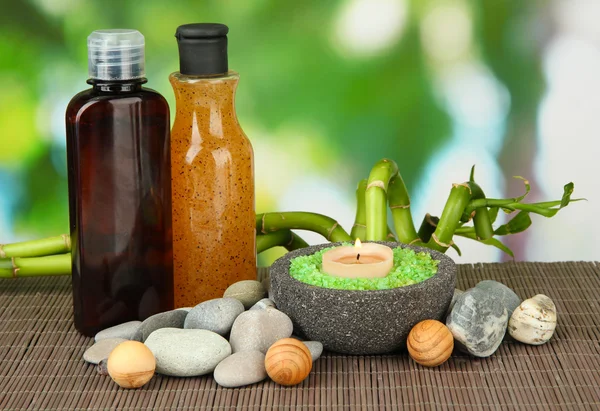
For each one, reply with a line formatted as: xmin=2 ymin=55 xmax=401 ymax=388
xmin=351 ymin=179 xmax=368 ymax=240
xmin=256 ymin=230 xmax=309 ymax=254
xmin=468 ymin=168 xmax=493 ymax=240
xmin=256 ymin=212 xmax=352 ymax=243
xmin=0 ymin=234 xmax=71 ymax=258
xmin=426 ymin=183 xmax=472 ymax=253
xmin=0 ymin=254 xmax=71 ymax=278
xmin=365 ymin=159 xmax=399 ymax=241
xmin=388 ymin=174 xmax=419 ymax=244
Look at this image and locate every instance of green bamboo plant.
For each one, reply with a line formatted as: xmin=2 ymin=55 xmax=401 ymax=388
xmin=0 ymin=159 xmax=582 ymax=278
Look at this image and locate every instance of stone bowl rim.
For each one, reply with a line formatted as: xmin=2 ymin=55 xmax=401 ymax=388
xmin=270 ymin=241 xmax=456 ymax=295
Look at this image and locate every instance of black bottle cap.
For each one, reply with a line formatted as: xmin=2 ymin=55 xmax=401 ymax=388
xmin=175 ymin=23 xmax=229 ymax=76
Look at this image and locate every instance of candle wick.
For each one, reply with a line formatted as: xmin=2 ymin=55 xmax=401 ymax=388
xmin=357 ymin=253 xmax=361 ymax=262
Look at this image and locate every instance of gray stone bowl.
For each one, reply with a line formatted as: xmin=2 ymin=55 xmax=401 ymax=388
xmin=269 ymin=241 xmax=456 ymax=355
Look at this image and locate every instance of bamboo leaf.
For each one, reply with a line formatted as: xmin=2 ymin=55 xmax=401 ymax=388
xmin=494 ymin=211 xmax=532 ymax=235
xmin=513 ymin=176 xmax=531 ymax=202
xmin=450 ymin=242 xmax=462 ymax=256
xmin=488 ymin=207 xmax=499 ymax=223
xmin=561 ymin=182 xmax=574 ymax=208
xmin=457 ymin=232 xmax=515 ymax=258
xmin=481 ymin=237 xmax=514 ymax=258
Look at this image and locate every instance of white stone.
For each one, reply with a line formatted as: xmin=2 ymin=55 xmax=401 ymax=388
xmin=508 ymin=294 xmax=557 ymax=345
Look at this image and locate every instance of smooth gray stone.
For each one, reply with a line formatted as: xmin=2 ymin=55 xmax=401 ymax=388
xmin=176 ymin=307 xmax=193 ymax=312
xmin=269 ymin=241 xmax=456 ymax=355
xmin=145 ymin=328 xmax=231 ymax=377
xmin=224 ymin=280 xmax=267 ymax=309
xmin=229 ymin=309 xmax=293 ymax=353
xmin=94 ymin=321 xmax=142 ymax=342
xmin=446 ymin=287 xmax=508 ymax=357
xmin=139 ymin=310 xmax=187 ymax=342
xmin=83 ymin=338 xmax=126 ymax=364
xmin=304 ymin=341 xmax=324 ymax=361
xmin=475 ymin=280 xmax=521 ymax=317
xmin=250 ymin=298 xmax=276 ymax=311
xmin=213 ymin=351 xmax=267 ymax=388
xmin=446 ymin=289 xmax=465 ymax=317
xmin=184 ymin=298 xmax=244 ymax=336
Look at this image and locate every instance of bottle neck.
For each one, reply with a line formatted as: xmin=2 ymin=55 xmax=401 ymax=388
xmin=87 ymin=78 xmax=147 ymax=93
xmin=169 ymin=71 xmax=239 ymax=113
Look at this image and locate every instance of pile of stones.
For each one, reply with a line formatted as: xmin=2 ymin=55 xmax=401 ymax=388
xmin=83 ymin=280 xmax=323 ymax=388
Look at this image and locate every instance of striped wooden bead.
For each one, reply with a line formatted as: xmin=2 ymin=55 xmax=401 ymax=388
xmin=407 ymin=319 xmax=453 ymax=367
xmin=265 ymin=338 xmax=312 ymax=386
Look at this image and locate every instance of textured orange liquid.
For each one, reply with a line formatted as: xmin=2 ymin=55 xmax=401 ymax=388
xmin=169 ymin=71 xmax=256 ymax=307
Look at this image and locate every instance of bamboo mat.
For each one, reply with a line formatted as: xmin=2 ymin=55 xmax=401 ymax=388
xmin=1 ymin=262 xmax=599 ymax=410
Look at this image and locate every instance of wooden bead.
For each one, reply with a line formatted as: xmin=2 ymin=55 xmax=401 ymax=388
xmin=407 ymin=319 xmax=453 ymax=367
xmin=107 ymin=341 xmax=155 ymax=389
xmin=265 ymin=338 xmax=312 ymax=386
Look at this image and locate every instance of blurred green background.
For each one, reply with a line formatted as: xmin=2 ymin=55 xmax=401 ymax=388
xmin=0 ymin=0 xmax=597 ymax=264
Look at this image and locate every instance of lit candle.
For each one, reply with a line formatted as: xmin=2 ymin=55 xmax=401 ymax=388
xmin=321 ymin=239 xmax=393 ymax=279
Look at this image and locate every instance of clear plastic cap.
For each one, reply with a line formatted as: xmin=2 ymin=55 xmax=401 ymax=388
xmin=88 ymin=29 xmax=145 ymax=81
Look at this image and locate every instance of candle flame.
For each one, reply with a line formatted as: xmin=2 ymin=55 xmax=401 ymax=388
xmin=354 ymin=238 xmax=362 ymax=248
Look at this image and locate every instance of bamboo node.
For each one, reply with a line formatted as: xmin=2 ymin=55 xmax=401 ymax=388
xmin=286 ymin=233 xmax=295 ymax=247
xmin=62 ymin=234 xmax=71 ymax=250
xmin=0 ymin=244 xmax=5 ymax=259
xmin=261 ymin=214 xmax=267 ymax=234
xmin=409 ymin=238 xmax=422 ymax=245
xmin=352 ymin=223 xmax=366 ymax=228
xmin=327 ymin=222 xmax=339 ymax=241
xmin=390 ymin=204 xmax=410 ymax=209
xmin=431 ymin=234 xmax=452 ymax=249
xmin=13 ymin=268 xmax=19 ymax=279
xmin=452 ymin=182 xmax=471 ymax=194
xmin=425 ymin=214 xmax=437 ymax=227
xmin=366 ymin=180 xmax=386 ymax=191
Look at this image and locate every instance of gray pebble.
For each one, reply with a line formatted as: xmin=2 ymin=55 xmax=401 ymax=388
xmin=475 ymin=280 xmax=521 ymax=317
xmin=229 ymin=309 xmax=293 ymax=353
xmin=145 ymin=328 xmax=231 ymax=377
xmin=249 ymin=298 xmax=276 ymax=311
xmin=83 ymin=338 xmax=126 ymax=364
xmin=184 ymin=298 xmax=244 ymax=336
xmin=139 ymin=309 xmax=187 ymax=342
xmin=97 ymin=359 xmax=109 ymax=376
xmin=447 ymin=288 xmax=508 ymax=357
xmin=213 ymin=351 xmax=267 ymax=388
xmin=94 ymin=321 xmax=142 ymax=342
xmin=303 ymin=341 xmax=324 ymax=361
xmin=224 ymin=280 xmax=267 ymax=309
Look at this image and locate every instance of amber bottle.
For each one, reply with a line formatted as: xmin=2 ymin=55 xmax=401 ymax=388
xmin=170 ymin=23 xmax=256 ymax=307
xmin=65 ymin=29 xmax=173 ymax=336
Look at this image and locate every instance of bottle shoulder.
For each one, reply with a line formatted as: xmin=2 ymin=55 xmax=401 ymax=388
xmin=66 ymin=87 xmax=169 ymax=116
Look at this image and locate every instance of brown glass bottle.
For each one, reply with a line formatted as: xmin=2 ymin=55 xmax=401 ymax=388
xmin=65 ymin=29 xmax=173 ymax=336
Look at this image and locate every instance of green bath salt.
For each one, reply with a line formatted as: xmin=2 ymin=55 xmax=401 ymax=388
xmin=289 ymin=245 xmax=438 ymax=290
